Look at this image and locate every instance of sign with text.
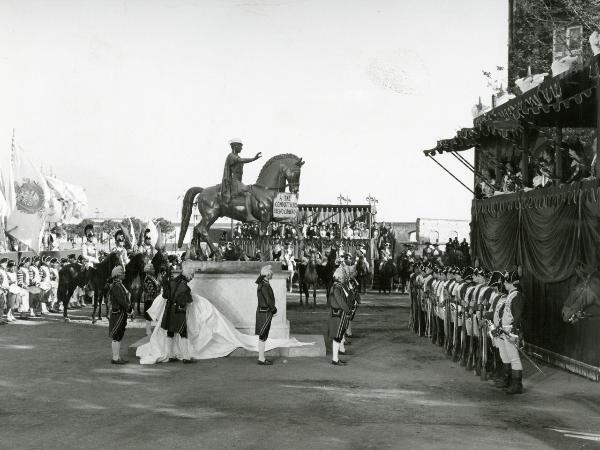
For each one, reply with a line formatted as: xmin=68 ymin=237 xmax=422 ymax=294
xmin=273 ymin=193 xmax=298 ymax=219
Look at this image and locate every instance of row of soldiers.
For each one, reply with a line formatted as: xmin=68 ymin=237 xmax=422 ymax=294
xmin=0 ymin=255 xmax=62 ymax=322
xmin=408 ymin=263 xmax=525 ymax=394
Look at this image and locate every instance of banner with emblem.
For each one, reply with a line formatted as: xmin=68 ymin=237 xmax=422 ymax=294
xmin=6 ymin=145 xmax=51 ymax=251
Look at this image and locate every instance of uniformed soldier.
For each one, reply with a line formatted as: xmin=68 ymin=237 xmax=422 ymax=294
xmin=4 ymin=260 xmax=19 ymax=322
xmin=161 ymin=263 xmax=196 ymax=363
xmin=48 ymin=258 xmax=60 ymax=313
xmin=108 ymin=266 xmax=132 ymax=364
xmin=17 ymin=257 xmax=33 ymax=318
xmin=113 ymin=230 xmax=130 ymax=268
xmin=221 ymin=138 xmax=262 ymax=222
xmin=499 ymin=270 xmax=525 ymax=394
xmin=139 ymin=229 xmax=155 ymax=259
xmin=81 ymin=224 xmax=100 ymax=269
xmin=485 ymin=271 xmax=510 ymax=387
xmin=0 ymin=258 xmax=8 ymax=323
xmin=38 ymin=257 xmax=52 ymax=315
xmin=255 ymin=265 xmax=277 ymax=365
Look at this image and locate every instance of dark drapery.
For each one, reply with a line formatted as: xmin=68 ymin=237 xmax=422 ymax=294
xmin=472 ymin=179 xmax=600 ymax=367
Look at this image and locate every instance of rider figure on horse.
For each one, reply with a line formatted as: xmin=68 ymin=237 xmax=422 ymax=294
xmin=81 ymin=224 xmax=100 ymax=270
xmin=221 ymin=138 xmax=262 ymax=222
xmin=139 ymin=229 xmax=155 ymax=259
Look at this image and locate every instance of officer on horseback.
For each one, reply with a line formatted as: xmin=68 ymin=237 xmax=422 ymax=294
xmin=81 ymin=224 xmax=100 ymax=269
xmin=221 ymin=138 xmax=262 ymax=222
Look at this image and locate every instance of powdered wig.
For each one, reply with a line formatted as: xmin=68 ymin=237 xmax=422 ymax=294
xmin=260 ymin=265 xmax=273 ymax=277
xmin=333 ymin=266 xmax=348 ymax=283
xmin=181 ymin=262 xmax=195 ymax=280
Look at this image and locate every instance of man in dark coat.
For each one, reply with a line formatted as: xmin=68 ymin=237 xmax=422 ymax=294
xmin=255 ymin=265 xmax=277 ymax=365
xmin=161 ymin=263 xmax=195 ymax=363
xmin=108 ymin=266 xmax=131 ymax=364
xmin=328 ymin=266 xmax=351 ymax=366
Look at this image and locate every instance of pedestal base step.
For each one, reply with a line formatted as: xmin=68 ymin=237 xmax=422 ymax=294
xmin=128 ymin=334 xmax=326 ymax=358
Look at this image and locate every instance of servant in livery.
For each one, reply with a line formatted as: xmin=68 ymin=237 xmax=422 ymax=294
xmin=221 ymin=137 xmax=263 ymax=222
xmin=255 ymin=265 xmax=278 ymax=365
xmin=113 ymin=230 xmax=130 ymax=268
xmin=160 ymin=264 xmax=196 ymax=363
xmin=142 ymin=263 xmax=161 ymax=336
xmin=328 ymin=266 xmax=352 ymax=366
xmin=108 ymin=266 xmax=132 ymax=365
xmin=497 ymin=270 xmax=524 ymax=394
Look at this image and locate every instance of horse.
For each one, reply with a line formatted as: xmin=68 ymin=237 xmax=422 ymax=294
xmin=124 ymin=253 xmax=150 ymax=316
xmin=562 ymin=269 xmax=600 ymax=323
xmin=299 ymin=253 xmax=319 ymax=307
xmin=56 ymin=252 xmax=119 ymax=322
xmin=316 ymin=247 xmax=338 ymax=302
xmin=378 ymin=259 xmax=396 ymax=295
xmin=355 ymin=255 xmax=370 ymax=294
xmin=89 ymin=252 xmax=120 ymax=322
xmin=178 ymin=154 xmax=305 ymax=257
xmin=396 ymin=256 xmax=411 ymax=294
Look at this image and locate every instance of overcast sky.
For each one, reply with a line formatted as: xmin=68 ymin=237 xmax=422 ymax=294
xmin=0 ymin=0 xmax=507 ymax=222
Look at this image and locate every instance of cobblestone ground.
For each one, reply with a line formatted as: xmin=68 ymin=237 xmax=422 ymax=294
xmin=1 ymin=291 xmax=599 ymax=450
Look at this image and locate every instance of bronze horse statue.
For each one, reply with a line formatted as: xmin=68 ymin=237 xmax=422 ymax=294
xmin=178 ymin=154 xmax=305 ymax=257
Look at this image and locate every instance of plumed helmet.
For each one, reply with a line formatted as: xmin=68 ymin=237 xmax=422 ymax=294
xmin=488 ymin=271 xmax=505 ymax=288
xmin=461 ymin=267 xmax=474 ymax=280
xmin=504 ymin=270 xmax=520 ymax=285
xmin=84 ymin=224 xmax=94 ymax=234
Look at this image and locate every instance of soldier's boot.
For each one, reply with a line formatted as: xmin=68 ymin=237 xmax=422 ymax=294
xmin=245 ymin=193 xmax=259 ymax=222
xmin=495 ymin=364 xmax=511 ymax=388
xmin=506 ymin=370 xmax=523 ymax=394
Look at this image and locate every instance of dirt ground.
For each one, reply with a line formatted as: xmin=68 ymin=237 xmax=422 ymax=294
xmin=1 ymin=291 xmax=599 ymax=450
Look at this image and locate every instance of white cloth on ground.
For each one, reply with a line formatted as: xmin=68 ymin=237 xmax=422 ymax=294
xmin=136 ymin=293 xmax=312 ymax=364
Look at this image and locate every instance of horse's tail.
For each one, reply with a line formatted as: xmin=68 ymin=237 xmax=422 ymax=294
xmin=178 ymin=187 xmax=204 ymax=248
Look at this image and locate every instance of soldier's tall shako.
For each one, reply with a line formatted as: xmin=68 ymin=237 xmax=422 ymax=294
xmin=255 ymin=265 xmax=277 ymax=365
xmin=161 ymin=264 xmax=195 ymax=363
xmin=329 ymin=266 xmax=351 ymax=366
xmin=499 ymin=270 xmax=525 ymax=394
xmin=108 ymin=266 xmax=131 ymax=364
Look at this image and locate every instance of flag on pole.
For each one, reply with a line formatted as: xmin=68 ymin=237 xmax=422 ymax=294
xmin=6 ymin=144 xmax=51 ymax=251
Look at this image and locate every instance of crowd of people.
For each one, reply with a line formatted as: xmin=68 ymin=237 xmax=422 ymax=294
xmin=232 ymin=219 xmax=372 ymax=241
xmin=408 ymin=263 xmax=525 ymax=395
xmin=476 ymin=138 xmax=596 ymax=199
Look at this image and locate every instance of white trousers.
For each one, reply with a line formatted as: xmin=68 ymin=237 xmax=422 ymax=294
xmin=497 ymin=337 xmax=522 ymax=370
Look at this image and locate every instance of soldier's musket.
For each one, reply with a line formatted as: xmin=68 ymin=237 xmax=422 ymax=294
xmin=480 ymin=313 xmax=488 ymax=381
xmin=496 ymin=328 xmax=545 ymax=376
xmin=466 ymin=307 xmax=476 ymax=371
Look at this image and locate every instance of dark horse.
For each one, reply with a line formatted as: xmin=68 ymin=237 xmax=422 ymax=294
xmin=124 ymin=253 xmax=150 ymax=316
xmin=378 ymin=259 xmax=396 ymax=295
xmin=299 ymin=253 xmax=319 ymax=307
xmin=57 ymin=252 xmax=119 ymax=322
xmin=316 ymin=247 xmax=338 ymax=303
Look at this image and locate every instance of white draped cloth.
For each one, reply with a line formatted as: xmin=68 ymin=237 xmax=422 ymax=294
xmin=136 ymin=293 xmax=312 ymax=364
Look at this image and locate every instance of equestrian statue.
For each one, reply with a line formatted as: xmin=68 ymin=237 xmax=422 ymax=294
xmin=178 ymin=138 xmax=305 ymax=258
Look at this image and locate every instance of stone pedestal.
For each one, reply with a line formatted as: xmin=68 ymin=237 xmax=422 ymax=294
xmin=185 ymin=261 xmax=290 ymax=339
